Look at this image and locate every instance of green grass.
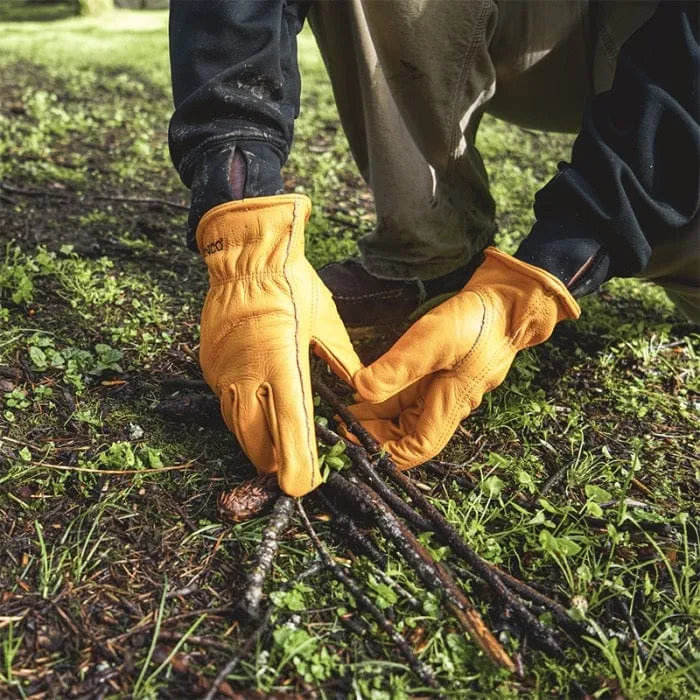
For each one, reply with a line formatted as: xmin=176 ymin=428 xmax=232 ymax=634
xmin=1 ymin=9 xmax=699 ymax=699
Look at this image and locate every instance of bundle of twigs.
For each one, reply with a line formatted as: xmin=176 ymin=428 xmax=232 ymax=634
xmin=157 ymin=375 xmax=590 ymax=695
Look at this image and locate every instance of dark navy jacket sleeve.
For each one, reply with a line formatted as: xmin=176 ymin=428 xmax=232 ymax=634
xmin=169 ymin=0 xmax=309 ymax=246
xmin=517 ymin=1 xmax=699 ymax=297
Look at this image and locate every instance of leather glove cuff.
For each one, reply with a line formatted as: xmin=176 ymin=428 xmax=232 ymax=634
xmin=480 ymin=247 xmax=581 ymax=323
xmin=195 ymin=194 xmax=311 ymax=284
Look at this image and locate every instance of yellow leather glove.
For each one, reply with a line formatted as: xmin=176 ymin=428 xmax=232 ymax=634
xmin=197 ymin=194 xmax=362 ymax=497
xmin=348 ymin=247 xmax=581 ymax=469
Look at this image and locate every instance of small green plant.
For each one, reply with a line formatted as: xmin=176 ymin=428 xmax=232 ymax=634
xmin=0 ymin=623 xmax=24 ymax=690
xmin=34 ymin=520 xmax=69 ymax=599
xmin=0 ymin=14 xmax=697 ymax=698
xmin=94 ymin=441 xmax=163 ymax=473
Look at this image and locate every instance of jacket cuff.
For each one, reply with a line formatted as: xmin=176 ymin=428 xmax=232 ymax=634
xmin=515 ymin=218 xmax=612 ymax=298
xmin=186 ymin=142 xmax=285 ymax=250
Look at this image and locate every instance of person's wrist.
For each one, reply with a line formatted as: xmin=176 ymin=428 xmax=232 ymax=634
xmin=515 ymin=219 xmax=611 ymax=298
xmin=478 ymin=247 xmax=580 ymax=324
xmin=187 ymin=144 xmax=286 ymax=247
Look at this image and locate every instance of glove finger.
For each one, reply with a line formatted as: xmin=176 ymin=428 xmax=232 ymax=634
xmin=351 ymin=403 xmax=424 ymax=447
xmin=260 ymin=368 xmax=322 ymax=498
xmin=361 ymin=374 xmax=465 ymax=470
xmin=354 ymin=291 xmax=486 ymax=403
xmin=346 ymin=380 xmax=422 ymax=422
xmin=311 ymin=285 xmax=363 ymax=387
xmin=220 ymin=383 xmax=276 ymax=474
xmin=336 ymin=381 xmax=421 ymax=445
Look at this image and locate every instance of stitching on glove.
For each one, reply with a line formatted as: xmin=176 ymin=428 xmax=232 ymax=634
xmin=333 ymin=289 xmax=410 ymax=301
xmin=283 ymin=199 xmax=316 ymax=490
xmin=436 ymin=291 xmax=516 ymax=458
xmin=389 ymin=291 xmax=489 ymax=467
xmin=208 ymin=271 xmax=287 ymax=287
xmin=452 ymin=290 xmax=488 ymax=372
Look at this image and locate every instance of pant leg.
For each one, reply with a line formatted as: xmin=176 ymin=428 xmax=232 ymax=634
xmin=310 ymin=0 xmax=656 ymax=281
xmin=639 ymin=224 xmax=700 ymax=323
xmin=308 ymin=0 xmax=494 ymax=280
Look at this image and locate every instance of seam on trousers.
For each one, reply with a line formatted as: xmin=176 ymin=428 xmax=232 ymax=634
xmin=598 ymin=19 xmax=620 ymax=68
xmin=446 ymin=0 xmax=492 ymax=180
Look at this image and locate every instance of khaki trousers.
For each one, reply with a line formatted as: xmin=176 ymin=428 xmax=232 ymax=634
xmin=309 ymin=0 xmax=700 ymax=321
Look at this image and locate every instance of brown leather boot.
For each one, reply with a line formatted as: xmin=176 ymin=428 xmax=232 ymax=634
xmin=318 ymin=255 xmax=484 ymax=358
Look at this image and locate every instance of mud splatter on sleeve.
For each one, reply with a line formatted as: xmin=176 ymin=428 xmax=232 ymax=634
xmin=168 ymin=0 xmax=310 ymax=246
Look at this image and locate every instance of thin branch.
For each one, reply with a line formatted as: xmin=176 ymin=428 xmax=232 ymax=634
xmin=323 ymin=471 xmax=517 ymax=673
xmin=93 ymin=193 xmax=189 ymax=210
xmin=539 ymin=463 xmax=569 ymax=499
xmin=296 ymin=499 xmax=439 ymax=689
xmin=316 ymin=490 xmax=388 ymax=569
xmin=23 ymin=461 xmax=195 ymax=475
xmin=368 ymin=561 xmax=422 ymax=611
xmin=160 ymin=376 xmax=209 ymax=391
xmin=203 ymin=560 xmax=323 ymax=700
xmin=317 ymin=423 xmax=431 ymax=531
xmin=0 ymin=182 xmax=71 ymax=198
xmin=314 ymin=378 xmax=574 ymax=654
xmin=487 ymin=564 xmax=582 ymax=637
xmin=240 ymin=495 xmax=295 ymax=620
xmin=423 ymin=460 xmax=480 ymax=490
xmin=615 ymin=597 xmax=650 ymax=664
xmin=156 ymin=631 xmax=236 ymax=654
xmin=385 ymin=466 xmax=569 ymax=654
xmin=348 ymin=474 xmax=518 ymax=673
xmin=0 ymin=181 xmax=189 ymax=211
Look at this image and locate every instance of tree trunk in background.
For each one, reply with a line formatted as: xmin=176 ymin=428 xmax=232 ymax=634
xmin=76 ymin=0 xmax=113 ymax=15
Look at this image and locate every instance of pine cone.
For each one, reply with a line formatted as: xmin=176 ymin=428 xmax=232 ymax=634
xmin=217 ymin=474 xmax=280 ymax=522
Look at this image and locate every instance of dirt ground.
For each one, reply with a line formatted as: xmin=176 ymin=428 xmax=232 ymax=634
xmin=1 ymin=13 xmax=699 ymax=699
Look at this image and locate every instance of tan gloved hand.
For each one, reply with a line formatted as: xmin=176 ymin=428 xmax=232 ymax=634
xmin=197 ymin=194 xmax=362 ymax=497
xmin=347 ymin=247 xmax=580 ymax=469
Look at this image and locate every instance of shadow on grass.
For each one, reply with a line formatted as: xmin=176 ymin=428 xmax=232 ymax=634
xmin=0 ymin=0 xmax=77 ymax=22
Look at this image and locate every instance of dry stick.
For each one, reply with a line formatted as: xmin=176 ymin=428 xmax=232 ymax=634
xmin=368 ymin=561 xmax=422 ymax=611
xmin=296 ymin=500 xmax=439 ymax=689
xmin=318 ymin=486 xmax=421 ymax=609
xmin=615 ymin=597 xmax=650 ymax=664
xmin=538 ymin=463 xmax=569 ymax=500
xmin=350 ymin=475 xmax=518 ymax=673
xmin=317 ymin=424 xmax=431 ymax=532
xmin=385 ymin=467 xmax=570 ymax=654
xmin=203 ymin=560 xmax=324 ymax=700
xmin=0 ymin=181 xmax=189 ymax=211
xmin=486 ymin=564 xmax=582 ymax=637
xmin=423 ymin=460 xmax=479 ymax=490
xmin=323 ymin=472 xmax=517 ymax=674
xmin=316 ymin=490 xmax=388 ymax=569
xmin=25 ymin=461 xmax=195 ymax=475
xmin=93 ymin=194 xmax=189 ymax=210
xmin=319 ymin=425 xmax=433 ymax=532
xmin=156 ymin=631 xmax=237 ymax=654
xmin=360 ymin=470 xmax=433 ymax=532
xmin=314 ymin=378 xmax=573 ymax=654
xmin=157 ymin=388 xmax=567 ymax=631
xmin=161 ymin=376 xmax=209 ymax=391
xmin=240 ymin=495 xmax=295 ymax=620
